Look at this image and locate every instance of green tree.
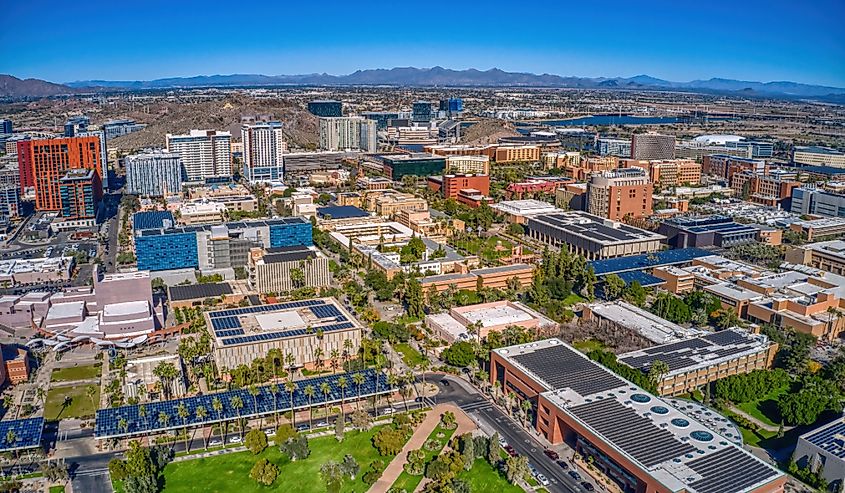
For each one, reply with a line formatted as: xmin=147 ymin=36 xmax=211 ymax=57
xmin=406 ymin=278 xmax=425 ymax=319
xmin=441 ymin=341 xmax=476 ymax=367
xmin=504 ymin=454 xmax=529 ymax=484
xmin=244 ymin=428 xmax=268 ymax=455
xmin=602 ymin=274 xmax=625 ymax=300
xmin=321 ymin=461 xmax=345 ymax=493
xmin=249 ymin=458 xmax=279 ymax=486
xmin=622 ymin=281 xmax=647 ymax=307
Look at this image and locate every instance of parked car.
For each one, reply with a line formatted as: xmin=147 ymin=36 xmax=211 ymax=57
xmin=209 ymin=439 xmax=222 ymax=446
xmin=264 ymin=429 xmax=275 ymax=436
xmin=229 ymin=436 xmax=242 ymax=444
xmin=556 ymin=460 xmax=569 ymax=470
xmin=296 ymin=424 xmax=310 ymax=432
xmin=498 ymin=437 xmax=508 ymax=448
xmin=581 ymin=482 xmax=595 ymax=491
xmin=381 ymin=407 xmax=395 ymax=415
xmin=537 ymin=474 xmax=550 ymax=486
xmin=504 ymin=445 xmax=517 ymax=457
xmin=569 ymin=471 xmax=582 ymax=481
xmin=315 ymin=421 xmax=329 ymax=428
xmin=544 ymin=449 xmax=560 ymax=460
xmin=528 ymin=464 xmax=537 ymax=475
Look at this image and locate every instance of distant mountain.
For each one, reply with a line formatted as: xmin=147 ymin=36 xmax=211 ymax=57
xmin=58 ymin=66 xmax=845 ymax=99
xmin=0 ymin=74 xmax=84 ymax=98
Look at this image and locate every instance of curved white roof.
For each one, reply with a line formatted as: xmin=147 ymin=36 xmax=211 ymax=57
xmin=693 ymin=134 xmax=744 ymax=145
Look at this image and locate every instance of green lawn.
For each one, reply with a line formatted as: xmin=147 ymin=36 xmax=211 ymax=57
xmin=158 ymin=425 xmax=398 ymax=493
xmin=44 ymin=385 xmax=100 ymax=420
xmin=390 ymin=424 xmax=456 ymax=493
xmin=572 ymin=339 xmax=605 ymax=353
xmin=452 ymin=236 xmax=516 ymax=263
xmin=50 ymin=364 xmax=100 ymax=382
xmin=459 ymin=458 xmax=522 ymax=493
xmin=394 ymin=343 xmax=425 ymax=367
xmin=48 ymin=487 xmax=66 ymax=493
xmin=735 ymin=385 xmax=788 ymax=428
xmin=561 ymin=292 xmax=585 ymax=307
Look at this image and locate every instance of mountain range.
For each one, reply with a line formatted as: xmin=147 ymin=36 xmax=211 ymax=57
xmin=2 ymin=67 xmax=844 ymax=99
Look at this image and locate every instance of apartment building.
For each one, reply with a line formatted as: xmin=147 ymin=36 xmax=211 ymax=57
xmin=166 ymin=130 xmax=232 ymax=181
xmin=494 ymin=145 xmax=541 ymax=163
xmin=319 ymin=117 xmax=377 ymax=152
xmin=23 ymin=136 xmax=103 ymax=212
xmin=248 ymin=246 xmax=332 ymax=294
xmin=631 ymin=132 xmax=675 ymax=160
xmin=445 ymin=155 xmax=490 ymax=175
xmin=702 ymin=154 xmax=766 ymax=181
xmin=587 ymin=168 xmax=653 ymax=220
xmin=241 ymin=122 xmax=285 ymax=183
xmin=124 ymin=150 xmax=184 ymax=197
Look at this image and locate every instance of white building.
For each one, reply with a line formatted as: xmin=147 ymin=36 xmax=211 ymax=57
xmin=242 ymin=122 xmax=286 ymax=183
xmin=166 ymin=130 xmax=232 ymax=182
xmin=125 ymin=150 xmax=184 ymax=197
xmin=319 ymin=117 xmax=377 ymax=152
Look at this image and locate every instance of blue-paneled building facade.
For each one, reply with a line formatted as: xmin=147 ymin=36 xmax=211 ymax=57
xmin=134 ymin=216 xmax=312 ymax=271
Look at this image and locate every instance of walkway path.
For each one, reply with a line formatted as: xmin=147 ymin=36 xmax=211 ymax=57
xmin=368 ymin=403 xmax=475 ymax=493
xmin=727 ymin=404 xmax=791 ymax=433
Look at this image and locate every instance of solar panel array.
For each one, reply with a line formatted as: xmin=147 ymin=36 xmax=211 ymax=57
xmin=511 ymin=344 xmax=626 ymax=395
xmin=619 ymin=330 xmax=766 ymax=373
xmin=803 ymin=419 xmax=845 ymax=459
xmin=220 ymin=322 xmax=355 ymax=346
xmin=589 ymin=248 xmax=711 ymax=275
xmin=0 ymin=418 xmax=44 ymax=451
xmin=686 ymin=447 xmax=780 ymax=493
xmin=569 ymin=399 xmax=696 ymax=468
xmin=614 ymin=271 xmax=666 ymax=287
xmin=95 ymin=369 xmax=392 ymax=438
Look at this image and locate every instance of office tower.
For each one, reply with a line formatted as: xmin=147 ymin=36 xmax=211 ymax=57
xmin=596 ymin=138 xmax=632 ymax=157
xmin=15 ymin=140 xmax=34 ymax=194
xmin=587 ymin=167 xmax=653 ymax=221
xmin=361 ymin=112 xmax=400 ymax=129
xmin=63 ymin=116 xmax=90 ymax=137
xmin=241 ymin=122 xmax=285 ymax=183
xmin=439 ymin=98 xmax=464 ymax=115
xmin=76 ymin=130 xmax=109 ymax=189
xmin=793 ymin=146 xmax=845 ymax=168
xmin=319 ymin=117 xmax=376 ymax=152
xmin=166 ymin=130 xmax=232 ymax=181
xmin=102 ymin=119 xmax=146 ymax=139
xmin=307 ymin=100 xmax=343 ymax=117
xmin=0 ymin=120 xmax=11 ymax=134
xmin=58 ymin=169 xmax=101 ymax=219
xmin=26 ymin=136 xmax=103 ymax=212
xmin=0 ymin=185 xmax=20 ymax=220
xmin=631 ymin=132 xmax=675 ymax=160
xmin=125 ymin=150 xmax=184 ymax=197
xmin=412 ymin=101 xmax=433 ymax=123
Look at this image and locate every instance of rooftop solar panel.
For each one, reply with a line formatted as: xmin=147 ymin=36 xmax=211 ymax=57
xmin=511 ymin=344 xmax=626 ymax=395
xmin=589 ymin=248 xmax=711 ymax=275
xmin=0 ymin=418 xmax=44 ymax=451
xmin=803 ymin=419 xmax=845 ymax=458
xmin=686 ymin=447 xmax=780 ymax=493
xmin=569 ymin=399 xmax=696 ymax=468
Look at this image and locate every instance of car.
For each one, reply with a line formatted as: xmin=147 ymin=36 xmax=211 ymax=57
xmin=440 ymin=380 xmax=450 ymax=386
xmin=229 ymin=436 xmax=242 ymax=444
xmin=544 ymin=449 xmax=560 ymax=460
xmin=380 ymin=407 xmax=395 ymax=415
xmin=528 ymin=464 xmax=537 ymax=475
xmin=504 ymin=446 xmax=517 ymax=457
xmin=568 ymin=471 xmax=581 ymax=481
xmin=581 ymin=482 xmax=595 ymax=491
xmin=536 ymin=474 xmax=550 ymax=486
xmin=315 ymin=421 xmax=329 ymax=428
xmin=209 ymin=439 xmax=222 ymax=446
xmin=296 ymin=424 xmax=310 ymax=432
xmin=556 ymin=460 xmax=569 ymax=470
xmin=498 ymin=436 xmax=508 ymax=447
xmin=264 ymin=429 xmax=275 ymax=436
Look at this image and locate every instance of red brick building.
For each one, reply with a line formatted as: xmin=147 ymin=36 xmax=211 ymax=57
xmin=15 ymin=140 xmax=35 ymax=194
xmin=0 ymin=345 xmax=30 ymax=386
xmin=441 ymin=174 xmax=490 ymax=199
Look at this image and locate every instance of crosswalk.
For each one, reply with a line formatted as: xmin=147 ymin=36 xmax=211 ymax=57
xmin=74 ymin=467 xmax=109 ymax=477
xmin=458 ymin=400 xmax=492 ymax=412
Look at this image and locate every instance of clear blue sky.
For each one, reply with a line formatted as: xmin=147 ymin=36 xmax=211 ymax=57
xmin=2 ymin=0 xmax=843 ymax=87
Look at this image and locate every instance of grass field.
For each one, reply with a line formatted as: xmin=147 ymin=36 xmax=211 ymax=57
xmin=459 ymin=458 xmax=522 ymax=493
xmin=390 ymin=424 xmax=456 ymax=493
xmin=48 ymin=486 xmax=66 ymax=493
xmin=452 ymin=235 xmax=516 ymax=263
xmin=44 ymin=385 xmax=99 ymax=420
xmin=572 ymin=339 xmax=605 ymax=353
xmin=394 ymin=343 xmax=425 ymax=367
xmin=735 ymin=385 xmax=788 ymax=427
xmin=157 ymin=425 xmax=397 ymax=493
xmin=561 ymin=292 xmax=585 ymax=307
xmin=50 ymin=364 xmax=100 ymax=382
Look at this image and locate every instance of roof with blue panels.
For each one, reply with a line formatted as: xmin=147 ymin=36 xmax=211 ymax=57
xmin=615 ymin=271 xmax=666 ymax=287
xmin=590 ymin=248 xmax=712 ymax=276
xmin=316 ymin=206 xmax=370 ymax=219
xmin=0 ymin=418 xmax=44 ymax=451
xmin=96 ymin=370 xmax=393 ymax=439
xmin=133 ymin=211 xmax=175 ymax=231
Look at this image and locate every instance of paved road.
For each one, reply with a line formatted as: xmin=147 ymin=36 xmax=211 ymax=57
xmin=428 ymin=374 xmax=588 ymax=493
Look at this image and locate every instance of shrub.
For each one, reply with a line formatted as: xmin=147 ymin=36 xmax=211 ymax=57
xmin=249 ymin=458 xmax=279 ymax=486
xmin=244 ymin=429 xmax=268 ymax=455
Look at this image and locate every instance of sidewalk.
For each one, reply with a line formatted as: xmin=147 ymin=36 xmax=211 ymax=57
xmin=368 ymin=403 xmax=474 ymax=493
xmin=728 ymin=405 xmax=790 ymax=433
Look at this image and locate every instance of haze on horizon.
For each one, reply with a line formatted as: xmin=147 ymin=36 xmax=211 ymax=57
xmin=1 ymin=0 xmax=843 ymax=87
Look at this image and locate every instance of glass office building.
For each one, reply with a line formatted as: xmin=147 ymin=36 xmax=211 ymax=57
xmin=308 ymin=100 xmax=343 ymax=118
xmin=382 ymin=154 xmax=446 ymax=180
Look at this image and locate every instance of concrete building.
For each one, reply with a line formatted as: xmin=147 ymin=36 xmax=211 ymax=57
xmin=382 ymin=154 xmax=445 ymax=180
xmin=786 ymin=240 xmax=845 ymax=275
xmin=791 ymin=186 xmax=845 ymax=218
xmin=445 ymin=155 xmax=490 ymax=175
xmin=619 ymin=329 xmax=777 ymax=396
xmin=178 ymin=200 xmax=227 ymax=225
xmin=794 ymin=417 xmax=845 ymax=490
xmin=596 ymin=138 xmax=631 ymax=158
xmin=425 ymin=301 xmax=556 ymax=343
xmin=208 ymin=297 xmax=361 ymax=371
xmin=187 ymin=183 xmax=257 ymax=212
xmin=421 ymin=264 xmax=534 ymax=295
xmin=659 ymin=215 xmax=759 ymax=249
xmin=0 ymin=185 xmax=20 ymax=221
xmin=0 ymin=345 xmax=31 ymax=385
xmin=729 ymin=170 xmax=800 ymax=208
xmin=370 ymin=192 xmax=428 ymax=218
xmin=248 ymin=245 xmax=332 ymax=294
xmin=492 ymin=200 xmax=559 ymax=224
xmin=631 ymin=132 xmax=675 ymax=160
xmin=587 ymin=168 xmax=653 ymax=221
xmin=425 ymin=144 xmax=497 ymax=159
xmin=541 ymin=151 xmax=582 ymax=172
xmin=0 ymin=256 xmax=75 ymax=286
xmin=436 ymin=174 xmax=490 ymax=200
xmin=620 ymin=159 xmax=701 ymax=187
xmin=125 ymin=150 xmax=184 ymax=197
xmin=23 ymin=136 xmax=103 ymax=212
xmin=582 ymin=301 xmax=704 ymax=345
xmin=793 ymin=146 xmax=845 ymax=167
xmin=526 ymin=211 xmax=664 ymax=259
xmin=789 ymin=217 xmax=845 ymax=241
xmin=490 ymin=338 xmax=785 ymax=493
xmin=166 ymin=130 xmax=232 ymax=181
xmin=495 ymin=145 xmax=541 ymax=163
xmin=241 ymin=122 xmax=285 ymax=183
xmin=319 ymin=117 xmax=377 ymax=152
xmin=58 ymin=168 xmax=101 ymax=220
xmin=124 ymin=353 xmax=186 ymax=400
xmin=702 ymin=154 xmax=766 ymax=181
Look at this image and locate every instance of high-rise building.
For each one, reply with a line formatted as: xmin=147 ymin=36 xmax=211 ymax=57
xmin=587 ymin=167 xmax=653 ymax=220
xmin=125 ymin=150 xmax=184 ymax=197
xmin=596 ymin=138 xmax=632 ymax=157
xmin=361 ymin=112 xmax=400 ymax=129
xmin=318 ymin=117 xmax=377 ymax=152
xmin=439 ymin=98 xmax=464 ymax=117
xmin=307 ymin=100 xmax=343 ymax=118
xmin=382 ymin=154 xmax=446 ymax=180
xmin=58 ymin=168 xmax=101 ymax=219
xmin=166 ymin=130 xmax=232 ymax=181
xmin=15 ymin=140 xmax=34 ymax=194
xmin=76 ymin=130 xmax=109 ymax=189
xmin=102 ymin=119 xmax=146 ymax=139
xmin=792 ymin=146 xmax=845 ymax=168
xmin=26 ymin=136 xmax=103 ymax=212
xmin=0 ymin=119 xmax=12 ymax=134
xmin=0 ymin=185 xmax=20 ymax=221
xmin=242 ymin=122 xmax=285 ymax=183
xmin=631 ymin=132 xmax=675 ymax=160
xmin=412 ymin=101 xmax=433 ymax=123
xmin=63 ymin=116 xmax=90 ymax=137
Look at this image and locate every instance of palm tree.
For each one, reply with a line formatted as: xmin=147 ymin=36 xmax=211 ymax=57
xmin=177 ymin=402 xmax=190 ymax=453
xmin=139 ymin=404 xmax=148 ymax=431
xmin=520 ymin=399 xmax=532 ymax=429
xmin=304 ymin=385 xmax=316 ymax=430
xmin=158 ymin=411 xmax=170 ymax=434
xmin=493 ymin=381 xmax=502 ymax=404
xmin=195 ymin=405 xmax=208 ymax=449
xmin=320 ymin=382 xmax=331 ymax=422
xmin=117 ymin=418 xmax=128 ymax=440
xmin=313 ymin=347 xmax=324 ymax=371
xmin=337 ymin=377 xmax=348 ymax=417
xmin=267 ymin=348 xmax=281 ymax=382
xmin=419 ymin=360 xmax=430 ymax=401
xmin=85 ymin=386 xmax=97 ymax=411
xmin=285 ymin=352 xmax=296 ymax=377
xmin=343 ymin=339 xmax=353 ymax=368
xmin=5 ymin=430 xmax=16 ymax=449
xmin=269 ymin=383 xmax=279 ymax=426
xmin=247 ymin=385 xmax=261 ymax=429
xmin=212 ymin=397 xmax=224 ymax=443
xmin=230 ymin=396 xmax=244 ymax=438
xmin=352 ymin=373 xmax=365 ymax=410
xmin=400 ymin=373 xmax=413 ymax=412
xmin=507 ymin=392 xmax=517 ymax=417
xmin=285 ymin=381 xmax=298 ymax=428
xmin=330 ymin=349 xmax=340 ymax=374
xmin=386 ymin=373 xmax=398 ymax=409
xmin=153 ymin=361 xmax=179 ymax=400
xmin=35 ymin=388 xmax=45 ymax=409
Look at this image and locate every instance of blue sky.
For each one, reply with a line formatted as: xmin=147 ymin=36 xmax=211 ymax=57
xmin=2 ymin=0 xmax=843 ymax=87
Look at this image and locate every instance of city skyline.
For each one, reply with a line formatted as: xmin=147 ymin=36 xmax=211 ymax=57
xmin=1 ymin=0 xmax=843 ymax=87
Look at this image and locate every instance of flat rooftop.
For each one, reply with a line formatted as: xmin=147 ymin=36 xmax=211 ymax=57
xmin=587 ymin=301 xmax=703 ymax=345
xmin=590 ymin=248 xmax=712 ymax=276
xmin=800 ymin=417 xmax=845 ymax=459
xmin=494 ymin=339 xmax=783 ymax=493
xmin=169 ymin=282 xmax=234 ymax=302
xmin=527 ymin=211 xmax=665 ymax=245
xmin=492 ymin=200 xmax=559 ymax=216
xmin=618 ymin=329 xmax=773 ymax=377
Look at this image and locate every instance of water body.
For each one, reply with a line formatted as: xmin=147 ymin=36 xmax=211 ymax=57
xmin=536 ymin=115 xmax=688 ymax=126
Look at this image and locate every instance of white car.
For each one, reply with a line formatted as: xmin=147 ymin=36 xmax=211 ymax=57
xmin=536 ymin=474 xmax=550 ymax=486
xmin=381 ymin=407 xmax=395 ymax=415
xmin=209 ymin=439 xmax=222 ymax=446
xmin=498 ymin=437 xmax=508 ymax=447
xmin=264 ymin=429 xmax=275 ymax=436
xmin=229 ymin=436 xmax=242 ymax=444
